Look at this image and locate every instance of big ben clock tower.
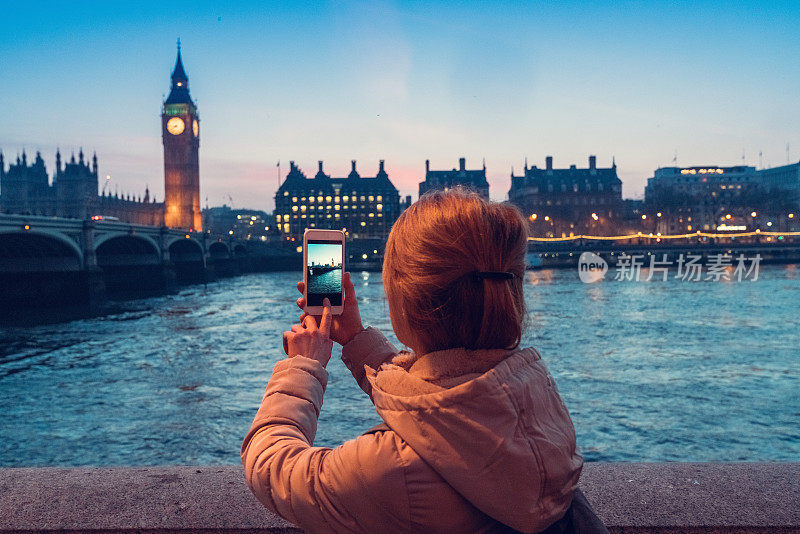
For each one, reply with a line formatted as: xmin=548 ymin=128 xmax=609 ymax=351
xmin=162 ymin=40 xmax=201 ymax=230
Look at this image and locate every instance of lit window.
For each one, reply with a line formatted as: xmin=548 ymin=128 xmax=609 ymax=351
xmin=282 ymin=214 xmax=289 ymax=222
xmin=360 ymin=196 xmax=365 ymax=201
xmin=325 ymin=196 xmax=332 ymax=202
xmin=343 ymin=195 xmax=349 ymax=202
xmin=301 ymin=214 xmax=306 ymax=218
xmin=326 ymin=205 xmax=331 ymax=210
xmin=301 ymin=197 xmax=306 ymax=201
xmin=377 ymin=195 xmax=382 ymax=201
xmin=317 ymin=196 xmax=323 ymax=202
xmin=283 ymin=223 xmax=290 ymax=232
xmin=368 ymin=195 xmax=374 ymax=201
xmin=327 ymin=214 xmax=332 ymax=219
xmin=301 ymin=205 xmax=307 ymax=212
xmin=292 ymin=206 xmax=298 ymax=212
xmin=283 ymin=192 xmax=289 ymax=197
xmin=378 ymin=213 xmax=383 ymax=217
xmin=369 ymin=213 xmax=375 ymax=218
xmin=335 ymin=196 xmax=340 ymax=202
xmin=309 ymin=197 xmax=315 ymax=203
xmin=275 ymin=215 xmax=281 ymax=222
xmin=343 ymin=205 xmax=349 ymax=210
xmin=361 ymin=221 xmax=366 ymax=226
xmin=376 ymin=204 xmax=382 ymax=211
xmin=335 ymin=213 xmax=340 ymax=218
xmin=237 ymin=215 xmax=242 ymax=220
xmin=292 ymin=196 xmax=297 ymax=202
xmin=335 ymin=205 xmax=340 ymax=210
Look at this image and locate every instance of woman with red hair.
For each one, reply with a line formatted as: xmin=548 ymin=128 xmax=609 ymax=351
xmin=242 ymin=189 xmax=602 ymax=533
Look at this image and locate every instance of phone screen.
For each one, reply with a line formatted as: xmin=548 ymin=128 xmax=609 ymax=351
xmin=306 ymin=240 xmax=343 ymax=306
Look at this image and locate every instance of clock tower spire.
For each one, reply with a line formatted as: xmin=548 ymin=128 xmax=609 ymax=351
xmin=162 ymin=39 xmax=201 ymax=230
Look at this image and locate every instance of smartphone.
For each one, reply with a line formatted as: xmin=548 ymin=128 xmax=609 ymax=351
xmin=303 ymin=229 xmax=345 ymax=315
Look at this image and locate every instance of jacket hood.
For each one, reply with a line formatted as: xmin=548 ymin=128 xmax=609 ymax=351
xmin=365 ymin=346 xmax=582 ymax=532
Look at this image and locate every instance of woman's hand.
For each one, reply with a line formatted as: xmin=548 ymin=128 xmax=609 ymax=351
xmin=296 ymin=271 xmax=364 ymax=346
xmin=282 ymin=299 xmax=334 ymax=367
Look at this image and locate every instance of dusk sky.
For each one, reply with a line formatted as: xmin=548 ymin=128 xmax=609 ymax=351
xmin=2 ymin=1 xmax=799 ymax=211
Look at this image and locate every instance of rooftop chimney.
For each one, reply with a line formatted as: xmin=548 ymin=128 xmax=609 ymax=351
xmin=351 ymin=160 xmax=357 ymax=173
xmin=546 ymin=156 xmax=553 ymax=171
xmin=318 ymin=160 xmax=323 ymax=173
xmin=459 ymin=157 xmax=466 ymax=171
xmin=425 ymin=159 xmax=430 ymax=173
xmin=589 ymin=155 xmax=597 ymax=170
xmin=379 ymin=159 xmax=385 ymax=173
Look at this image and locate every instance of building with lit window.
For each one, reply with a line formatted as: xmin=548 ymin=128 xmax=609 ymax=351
xmin=419 ymin=157 xmax=489 ymax=199
xmin=274 ymin=160 xmax=401 ymax=239
xmin=644 ymin=164 xmax=798 ymax=233
xmin=508 ymin=155 xmax=622 ymax=237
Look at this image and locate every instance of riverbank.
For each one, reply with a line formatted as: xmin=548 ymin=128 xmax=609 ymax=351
xmin=1 ymin=463 xmax=798 ymax=533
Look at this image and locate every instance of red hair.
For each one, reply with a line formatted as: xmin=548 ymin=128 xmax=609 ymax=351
xmin=383 ymin=188 xmax=528 ymax=352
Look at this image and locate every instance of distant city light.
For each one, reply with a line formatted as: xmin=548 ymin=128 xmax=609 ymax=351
xmin=790 ymin=214 xmax=795 ymax=219
xmin=296 ymin=246 xmax=302 ymax=253
xmin=725 ymin=214 xmax=731 ymax=219
xmin=656 ymin=212 xmax=662 ymax=217
xmin=591 ymin=213 xmax=599 ymax=221
xmin=751 ymin=211 xmax=757 ymax=217
xmin=767 ymin=221 xmax=773 ymax=226
xmin=362 ymin=253 xmax=368 ymax=259
xmin=641 ymin=214 xmax=647 ymax=220
xmin=681 ymin=168 xmax=724 ymax=175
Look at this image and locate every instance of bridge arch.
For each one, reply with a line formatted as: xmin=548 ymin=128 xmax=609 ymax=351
xmin=94 ymin=232 xmax=160 ymax=257
xmin=95 ymin=235 xmax=161 ymax=265
xmin=0 ymin=229 xmax=85 ymax=313
xmin=208 ymin=241 xmax=230 ymax=259
xmin=168 ymin=237 xmax=205 ymax=284
xmin=0 ymin=228 xmax=83 ymax=268
xmin=95 ymin=235 xmax=163 ymax=295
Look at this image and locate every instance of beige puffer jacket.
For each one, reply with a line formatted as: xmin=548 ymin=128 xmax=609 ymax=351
xmin=241 ymin=327 xmax=583 ymax=533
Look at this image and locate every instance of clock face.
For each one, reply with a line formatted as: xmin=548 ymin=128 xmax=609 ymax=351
xmin=167 ymin=117 xmax=185 ymax=135
xmin=192 ymin=119 xmax=199 ymax=137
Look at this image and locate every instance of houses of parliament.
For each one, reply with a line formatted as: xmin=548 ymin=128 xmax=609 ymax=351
xmin=0 ymin=44 xmax=202 ymax=231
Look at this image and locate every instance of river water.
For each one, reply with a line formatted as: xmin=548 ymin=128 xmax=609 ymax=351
xmin=1 ymin=265 xmax=798 ymax=466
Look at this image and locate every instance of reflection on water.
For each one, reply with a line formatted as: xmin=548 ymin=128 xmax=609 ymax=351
xmin=0 ymin=266 xmax=799 ymax=466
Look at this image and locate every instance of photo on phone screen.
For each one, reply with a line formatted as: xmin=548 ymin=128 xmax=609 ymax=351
xmin=306 ymin=241 xmax=343 ymax=306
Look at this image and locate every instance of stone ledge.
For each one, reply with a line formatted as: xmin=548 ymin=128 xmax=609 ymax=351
xmin=0 ymin=463 xmax=798 ymax=533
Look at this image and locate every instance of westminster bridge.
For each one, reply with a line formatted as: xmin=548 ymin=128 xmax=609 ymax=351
xmin=0 ymin=213 xmax=297 ymax=315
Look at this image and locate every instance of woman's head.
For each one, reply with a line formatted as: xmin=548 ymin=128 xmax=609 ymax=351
xmin=383 ymin=188 xmax=528 ymax=353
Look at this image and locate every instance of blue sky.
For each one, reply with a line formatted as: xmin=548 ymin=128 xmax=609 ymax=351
xmin=307 ymin=243 xmax=342 ymax=266
xmin=1 ymin=1 xmax=799 ymax=210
